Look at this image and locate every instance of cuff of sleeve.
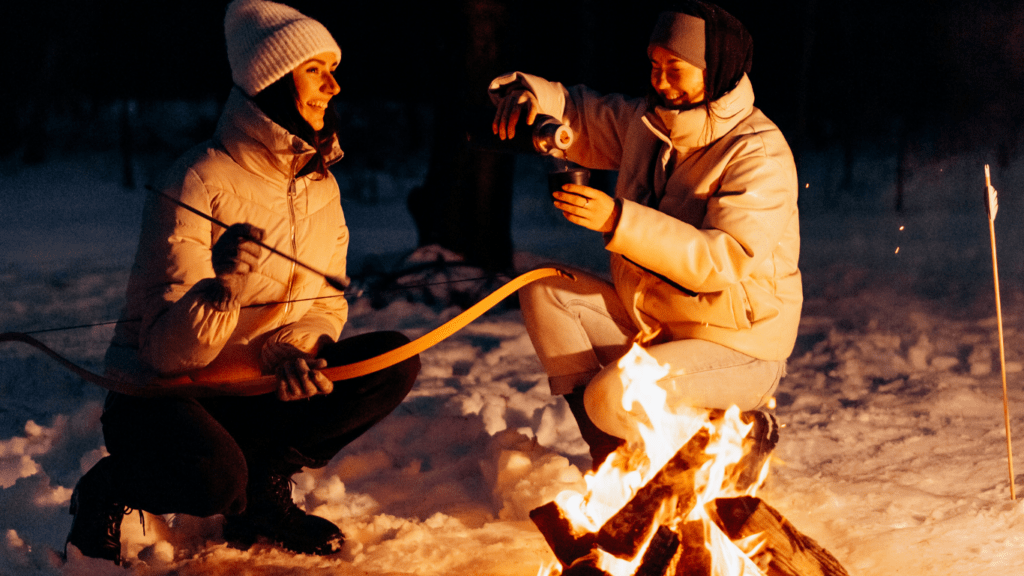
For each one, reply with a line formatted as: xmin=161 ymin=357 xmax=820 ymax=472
xmin=267 ymin=319 xmax=340 ymax=357
xmin=488 ymin=71 xmax=568 ymax=120
xmin=604 ymin=198 xmax=634 ymax=250
xmin=602 ymin=198 xmax=624 ymax=244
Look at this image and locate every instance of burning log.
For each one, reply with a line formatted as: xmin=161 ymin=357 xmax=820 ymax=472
xmin=556 ymin=525 xmax=708 ymax=576
xmin=531 ymin=428 xmax=712 ymax=567
xmin=635 ymin=525 xmax=681 ymax=576
xmin=530 ymin=439 xmax=851 ymax=576
xmin=712 ymin=497 xmax=850 ymax=576
xmin=530 ymin=501 xmax=597 ymax=568
xmin=561 ymin=552 xmax=608 ymax=576
xmin=668 ymin=521 xmax=712 ymax=576
xmin=529 ymin=345 xmax=850 ymax=576
xmin=545 ymin=497 xmax=850 ymax=576
xmin=633 ymin=522 xmax=714 ymax=576
xmin=595 ymin=428 xmax=711 ymax=559
xmin=531 ymin=428 xmax=714 ymax=568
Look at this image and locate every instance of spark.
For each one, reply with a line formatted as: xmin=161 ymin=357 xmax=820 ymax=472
xmin=895 ymin=247 xmax=900 ymax=254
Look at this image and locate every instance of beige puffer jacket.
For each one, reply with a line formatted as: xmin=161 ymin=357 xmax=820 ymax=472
xmin=490 ymin=72 xmax=802 ymax=361
xmin=105 ymin=87 xmax=349 ymax=384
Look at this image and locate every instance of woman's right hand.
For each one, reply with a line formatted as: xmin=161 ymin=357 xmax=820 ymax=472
xmin=492 ymin=89 xmax=539 ymax=141
xmin=276 ymin=356 xmax=334 ymax=401
xmin=208 ymin=223 xmax=264 ymax=310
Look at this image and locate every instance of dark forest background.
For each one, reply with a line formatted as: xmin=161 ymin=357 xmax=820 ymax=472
xmin=2 ymin=0 xmax=1022 ymax=270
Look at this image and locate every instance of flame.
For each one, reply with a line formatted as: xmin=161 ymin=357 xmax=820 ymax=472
xmin=537 ymin=559 xmax=561 ymax=576
xmin=548 ymin=344 xmax=772 ymax=575
xmin=705 ymin=524 xmax=764 ymax=576
xmin=555 ymin=344 xmax=707 ymax=533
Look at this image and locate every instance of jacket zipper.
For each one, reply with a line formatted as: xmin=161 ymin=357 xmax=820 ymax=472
xmin=284 ymin=178 xmax=299 ymax=316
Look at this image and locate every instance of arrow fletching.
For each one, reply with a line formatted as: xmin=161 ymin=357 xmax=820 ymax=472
xmin=985 ymin=165 xmax=999 ymax=221
xmin=326 ymin=275 xmax=351 ymax=291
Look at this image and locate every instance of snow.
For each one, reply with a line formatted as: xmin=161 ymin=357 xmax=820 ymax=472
xmin=3 ymin=145 xmax=1024 ymax=576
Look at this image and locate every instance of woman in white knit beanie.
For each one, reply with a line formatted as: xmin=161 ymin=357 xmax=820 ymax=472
xmin=226 ymin=0 xmax=343 ymax=178
xmin=64 ymin=0 xmax=420 ymax=565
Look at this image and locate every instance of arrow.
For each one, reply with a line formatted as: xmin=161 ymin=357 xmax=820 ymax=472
xmin=984 ymin=164 xmax=1015 ymax=501
xmin=148 ymin=186 xmax=350 ymax=291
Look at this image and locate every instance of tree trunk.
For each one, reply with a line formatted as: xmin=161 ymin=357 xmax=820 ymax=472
xmin=121 ymin=99 xmax=137 ymax=190
xmin=407 ymin=0 xmax=515 ymax=272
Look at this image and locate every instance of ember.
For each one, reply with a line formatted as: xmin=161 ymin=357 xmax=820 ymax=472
xmin=530 ymin=345 xmax=849 ymax=576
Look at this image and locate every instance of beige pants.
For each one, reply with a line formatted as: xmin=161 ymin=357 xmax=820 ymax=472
xmin=519 ymin=268 xmax=783 ymax=440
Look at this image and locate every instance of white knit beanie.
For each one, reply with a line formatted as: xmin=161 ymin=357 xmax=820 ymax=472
xmin=224 ymin=0 xmax=342 ymax=97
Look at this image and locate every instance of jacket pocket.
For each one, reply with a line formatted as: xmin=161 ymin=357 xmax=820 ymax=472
xmin=641 ymin=278 xmax=752 ymax=331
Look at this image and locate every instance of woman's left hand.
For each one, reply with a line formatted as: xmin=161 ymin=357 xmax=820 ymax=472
xmin=275 ymin=357 xmax=334 ymax=401
xmin=553 ymin=184 xmax=621 ymax=233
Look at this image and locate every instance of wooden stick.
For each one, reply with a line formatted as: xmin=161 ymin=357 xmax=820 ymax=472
xmin=985 ymin=164 xmax=1016 ymax=501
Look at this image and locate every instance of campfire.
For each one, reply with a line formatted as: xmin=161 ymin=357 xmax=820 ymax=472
xmin=531 ymin=345 xmax=849 ymax=576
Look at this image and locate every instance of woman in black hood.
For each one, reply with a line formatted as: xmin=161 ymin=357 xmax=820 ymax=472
xmin=490 ymin=0 xmax=801 ymax=471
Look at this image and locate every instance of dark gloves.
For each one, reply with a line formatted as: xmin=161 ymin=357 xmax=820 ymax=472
xmin=207 ymin=223 xmax=264 ymax=311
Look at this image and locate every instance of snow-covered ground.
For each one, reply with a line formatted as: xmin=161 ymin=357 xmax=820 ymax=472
xmin=3 ymin=145 xmax=1024 ymax=576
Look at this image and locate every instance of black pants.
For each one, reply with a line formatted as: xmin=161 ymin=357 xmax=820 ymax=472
xmin=98 ymin=331 xmax=420 ymax=517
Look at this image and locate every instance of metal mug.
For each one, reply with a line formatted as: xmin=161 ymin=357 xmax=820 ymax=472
xmin=548 ymin=167 xmax=591 ymax=193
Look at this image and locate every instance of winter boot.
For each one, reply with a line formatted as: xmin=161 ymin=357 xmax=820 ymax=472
xmin=65 ymin=458 xmax=126 ymax=565
xmin=564 ymin=388 xmax=626 ymax=470
xmin=734 ymin=409 xmax=780 ymax=491
xmin=223 ymin=461 xmax=344 ymax=555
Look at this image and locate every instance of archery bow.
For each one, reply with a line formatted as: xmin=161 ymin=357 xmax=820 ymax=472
xmin=1 ymin=267 xmax=574 ymax=398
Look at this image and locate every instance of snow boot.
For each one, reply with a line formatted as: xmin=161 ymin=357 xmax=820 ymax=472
xmin=65 ymin=457 xmax=125 ymax=565
xmin=564 ymin=387 xmax=625 ymax=471
xmin=734 ymin=409 xmax=780 ymax=491
xmin=223 ymin=461 xmax=344 ymax=555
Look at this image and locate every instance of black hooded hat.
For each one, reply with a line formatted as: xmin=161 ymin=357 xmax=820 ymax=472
xmin=649 ymin=0 xmax=753 ymax=103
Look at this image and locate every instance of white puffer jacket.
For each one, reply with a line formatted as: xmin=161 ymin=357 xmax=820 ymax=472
xmin=490 ymin=72 xmax=802 ymax=362
xmin=106 ymin=87 xmax=349 ymax=385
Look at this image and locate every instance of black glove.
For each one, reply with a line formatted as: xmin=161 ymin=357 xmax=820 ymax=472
xmin=207 ymin=223 xmax=264 ymax=310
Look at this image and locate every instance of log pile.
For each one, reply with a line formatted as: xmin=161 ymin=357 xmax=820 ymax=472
xmin=530 ymin=429 xmax=849 ymax=576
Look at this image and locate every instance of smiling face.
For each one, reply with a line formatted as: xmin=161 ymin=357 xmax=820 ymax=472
xmin=291 ymin=52 xmax=340 ymax=131
xmin=649 ymin=45 xmax=706 ymax=108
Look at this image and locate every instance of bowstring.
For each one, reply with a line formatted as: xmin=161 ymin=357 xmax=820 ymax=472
xmin=14 ymin=274 xmax=506 ymax=336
